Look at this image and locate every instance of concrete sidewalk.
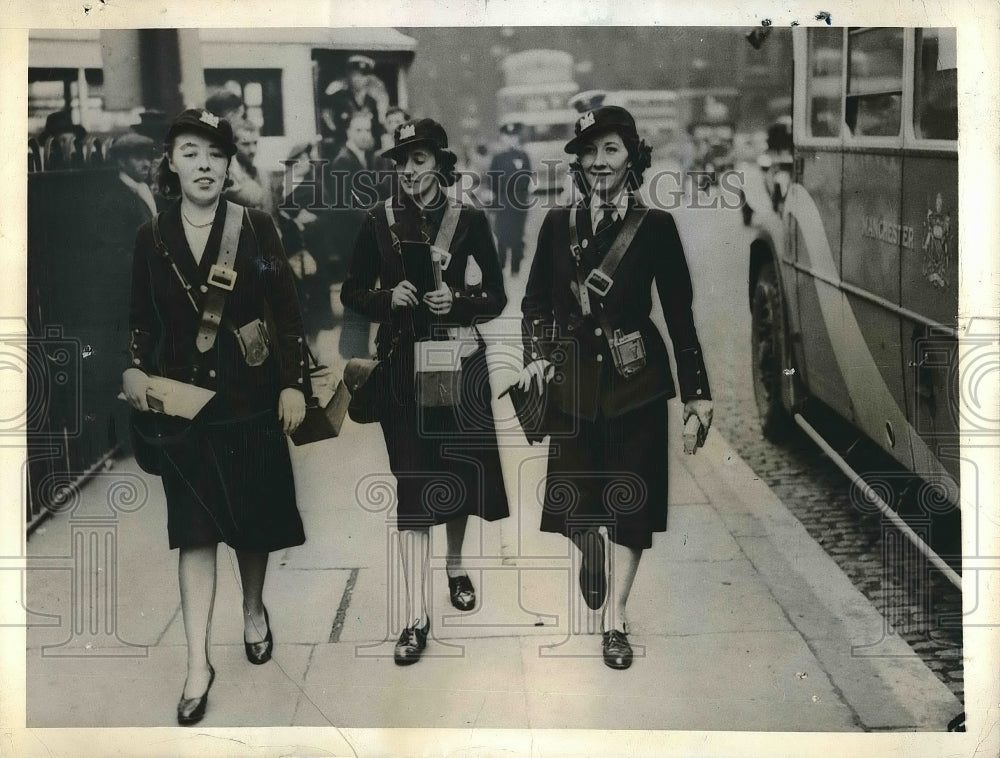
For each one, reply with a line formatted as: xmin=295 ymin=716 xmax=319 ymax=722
xmin=24 ymin=382 xmax=961 ymax=732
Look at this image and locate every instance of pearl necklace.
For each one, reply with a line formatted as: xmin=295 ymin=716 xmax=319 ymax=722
xmin=182 ymin=210 xmax=214 ymax=228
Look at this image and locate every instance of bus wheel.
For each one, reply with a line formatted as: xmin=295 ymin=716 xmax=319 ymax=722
xmin=751 ymin=261 xmax=793 ymax=441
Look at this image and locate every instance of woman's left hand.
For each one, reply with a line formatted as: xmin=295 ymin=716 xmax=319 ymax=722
xmin=682 ymin=399 xmax=714 ymax=433
xmin=278 ymin=388 xmax=307 ymax=434
xmin=423 ymin=285 xmax=454 ymax=316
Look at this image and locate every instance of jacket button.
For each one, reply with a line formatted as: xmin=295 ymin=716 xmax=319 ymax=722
xmin=297 ymin=337 xmax=303 ymax=344
xmin=132 ymin=358 xmax=141 ymax=366
xmin=297 ymin=378 xmax=303 ymax=384
xmin=200 ymin=285 xmax=208 ymax=293
xmin=208 ymin=369 xmax=216 ymax=378
xmin=594 ymin=327 xmax=602 ymax=337
xmin=531 ymin=352 xmax=539 ymax=359
xmin=696 ymin=388 xmax=703 ymax=395
xmin=596 ymin=354 xmax=603 ymax=363
xmin=581 ymin=239 xmax=589 ymax=249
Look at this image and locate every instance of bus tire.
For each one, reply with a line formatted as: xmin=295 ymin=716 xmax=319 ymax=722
xmin=751 ymin=260 xmax=794 ymax=441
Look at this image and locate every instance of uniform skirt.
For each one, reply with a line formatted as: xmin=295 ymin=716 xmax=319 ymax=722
xmin=378 ymin=343 xmax=510 ymax=530
xmin=540 ymin=397 xmax=668 ymax=550
xmin=158 ymin=410 xmax=305 ymax=551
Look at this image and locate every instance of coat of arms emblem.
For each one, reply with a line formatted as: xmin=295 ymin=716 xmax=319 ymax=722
xmin=922 ymin=192 xmax=952 ymax=289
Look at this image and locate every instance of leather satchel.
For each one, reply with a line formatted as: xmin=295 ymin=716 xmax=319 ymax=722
xmin=290 ymin=350 xmax=351 ymax=445
xmin=344 ymin=357 xmax=384 ymax=424
xmin=414 ymin=339 xmax=466 ymax=407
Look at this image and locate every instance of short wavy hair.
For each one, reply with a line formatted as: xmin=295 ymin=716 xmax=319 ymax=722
xmin=154 ymin=135 xmax=234 ymax=200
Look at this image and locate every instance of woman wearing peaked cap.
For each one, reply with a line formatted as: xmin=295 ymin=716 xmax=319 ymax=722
xmin=342 ymin=118 xmax=509 ymax=666
xmin=518 ymin=106 xmax=714 ymax=669
xmin=122 ymin=109 xmax=310 ymax=724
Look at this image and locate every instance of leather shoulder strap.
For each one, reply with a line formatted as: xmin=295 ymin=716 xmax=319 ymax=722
xmin=597 ymin=206 xmax=649 ymax=283
xmin=152 ymin=212 xmax=199 ymax=314
xmin=433 ymin=200 xmax=462 ymax=253
xmin=195 ymin=201 xmax=244 ymax=354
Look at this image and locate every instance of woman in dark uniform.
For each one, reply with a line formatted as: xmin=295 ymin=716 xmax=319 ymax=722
xmin=121 ymin=109 xmax=309 ymax=723
xmin=517 ymin=106 xmax=714 ymax=669
xmin=342 ymin=118 xmax=509 ymax=665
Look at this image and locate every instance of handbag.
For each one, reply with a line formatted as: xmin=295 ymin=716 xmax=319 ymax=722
xmin=129 ymin=409 xmax=194 ymax=475
xmin=344 ymin=356 xmax=385 ymax=424
xmin=499 ymin=378 xmax=549 ymax=445
xmin=414 ymin=339 xmax=467 ymax=407
xmin=290 ymin=349 xmax=351 ymax=445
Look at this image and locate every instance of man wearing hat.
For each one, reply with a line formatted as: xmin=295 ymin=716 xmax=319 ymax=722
xmin=205 ymin=89 xmax=246 ymax=122
xmin=39 ymin=109 xmax=88 ymax=170
xmin=488 ymin=121 xmax=533 ymax=275
xmin=319 ymin=54 xmax=384 ymax=163
xmin=90 ymin=131 xmax=162 ymax=452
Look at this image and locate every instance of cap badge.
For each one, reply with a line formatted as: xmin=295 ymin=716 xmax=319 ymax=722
xmin=199 ymin=111 xmax=220 ymax=128
xmin=399 ymin=123 xmax=416 ymax=140
xmin=579 ymin=111 xmax=596 ymax=131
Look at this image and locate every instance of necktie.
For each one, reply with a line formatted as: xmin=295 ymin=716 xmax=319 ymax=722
xmin=595 ymin=202 xmax=615 ymax=236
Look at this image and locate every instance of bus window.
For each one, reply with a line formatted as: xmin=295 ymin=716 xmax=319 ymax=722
xmin=806 ymin=28 xmax=843 ymax=137
xmin=846 ymin=27 xmax=904 ymax=137
xmin=914 ymin=28 xmax=958 ymax=140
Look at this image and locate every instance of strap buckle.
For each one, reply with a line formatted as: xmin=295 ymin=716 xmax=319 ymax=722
xmin=570 ymin=243 xmax=583 ymax=261
xmin=207 ymin=264 xmax=237 ymax=291
xmin=584 ymin=269 xmax=613 ymax=297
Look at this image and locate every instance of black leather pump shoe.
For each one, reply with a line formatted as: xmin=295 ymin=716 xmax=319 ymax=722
xmin=244 ymin=606 xmax=273 ymax=665
xmin=177 ymin=664 xmax=215 ymax=726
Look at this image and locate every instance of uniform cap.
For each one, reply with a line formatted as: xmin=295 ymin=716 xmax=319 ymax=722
xmin=164 ymin=108 xmax=237 ymax=157
xmin=381 ymin=118 xmax=449 ymax=162
xmin=347 ymin=55 xmax=376 ymax=73
xmin=564 ymin=106 xmax=639 ymax=154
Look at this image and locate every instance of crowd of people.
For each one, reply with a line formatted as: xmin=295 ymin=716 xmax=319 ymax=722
xmin=35 ymin=58 xmax=715 ymax=727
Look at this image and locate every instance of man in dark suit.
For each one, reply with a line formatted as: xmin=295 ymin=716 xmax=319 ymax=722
xmin=91 ymin=133 xmax=161 ymax=452
xmin=329 ymin=112 xmax=378 ymax=358
xmin=320 ymin=55 xmax=383 ymax=163
xmin=488 ymin=121 xmax=533 ymax=275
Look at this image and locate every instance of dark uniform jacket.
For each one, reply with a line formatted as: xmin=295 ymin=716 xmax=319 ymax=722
xmin=128 ymin=202 xmax=310 ymax=420
xmin=488 ymin=147 xmax=533 ymax=210
xmin=521 ymin=195 xmax=711 ymax=421
xmin=341 ymin=192 xmax=507 ymax=361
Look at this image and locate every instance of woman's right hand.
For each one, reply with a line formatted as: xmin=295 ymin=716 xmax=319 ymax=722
xmin=122 ymin=368 xmax=151 ymax=412
xmin=390 ymin=280 xmax=419 ymax=310
xmin=516 ymin=359 xmax=554 ymax=393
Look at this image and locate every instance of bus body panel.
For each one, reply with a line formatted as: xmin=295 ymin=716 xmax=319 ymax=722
xmin=900 ymin=153 xmax=960 ymax=484
xmin=791 ymin=148 xmax=853 ymax=417
xmin=842 ymin=151 xmax=903 ymax=306
xmin=773 ymin=26 xmax=960 ymax=506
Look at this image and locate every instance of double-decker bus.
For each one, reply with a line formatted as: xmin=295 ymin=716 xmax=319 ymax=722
xmin=496 ymin=49 xmax=577 ymax=193
xmin=603 ymin=89 xmax=679 ymax=149
xmin=748 ymin=27 xmax=959 ymax=573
